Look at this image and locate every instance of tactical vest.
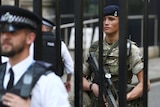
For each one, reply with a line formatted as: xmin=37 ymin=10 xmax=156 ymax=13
xmin=88 ymin=40 xmax=143 ymax=107
xmin=42 ymin=32 xmax=64 ymax=77
xmin=0 ymin=61 xmax=53 ymax=107
xmin=88 ymin=40 xmax=133 ymax=89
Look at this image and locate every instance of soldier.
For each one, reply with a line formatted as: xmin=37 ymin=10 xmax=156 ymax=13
xmin=82 ymin=5 xmax=150 ymax=107
xmin=0 ymin=5 xmax=70 ymax=107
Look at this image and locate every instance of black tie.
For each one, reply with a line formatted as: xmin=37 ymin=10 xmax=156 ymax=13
xmin=7 ymin=68 xmax=14 ymax=90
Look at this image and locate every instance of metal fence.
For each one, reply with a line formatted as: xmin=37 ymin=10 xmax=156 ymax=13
xmin=0 ymin=0 xmax=150 ymax=107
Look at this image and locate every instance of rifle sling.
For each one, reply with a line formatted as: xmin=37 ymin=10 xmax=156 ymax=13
xmin=104 ymin=41 xmax=118 ymax=62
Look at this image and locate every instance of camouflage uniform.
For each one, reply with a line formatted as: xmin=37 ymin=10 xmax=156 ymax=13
xmin=83 ymin=40 xmax=143 ymax=107
xmin=69 ymin=92 xmax=91 ymax=107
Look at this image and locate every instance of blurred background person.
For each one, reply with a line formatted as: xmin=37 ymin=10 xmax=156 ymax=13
xmin=42 ymin=18 xmax=74 ymax=92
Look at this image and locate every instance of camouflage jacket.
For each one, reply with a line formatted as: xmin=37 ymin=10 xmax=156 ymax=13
xmin=83 ymin=39 xmax=143 ymax=89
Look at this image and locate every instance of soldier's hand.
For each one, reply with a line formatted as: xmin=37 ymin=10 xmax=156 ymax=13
xmin=2 ymin=93 xmax=30 ymax=107
xmin=91 ymin=83 xmax=99 ymax=97
xmin=104 ymin=102 xmax=109 ymax=107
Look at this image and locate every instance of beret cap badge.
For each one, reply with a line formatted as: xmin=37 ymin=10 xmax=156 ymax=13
xmin=114 ymin=11 xmax=118 ymax=17
xmin=103 ymin=5 xmax=119 ymax=17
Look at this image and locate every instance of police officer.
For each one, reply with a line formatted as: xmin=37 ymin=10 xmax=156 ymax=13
xmin=42 ymin=18 xmax=74 ymax=92
xmin=42 ymin=17 xmax=55 ymax=32
xmin=0 ymin=5 xmax=70 ymax=107
xmin=82 ymin=5 xmax=150 ymax=107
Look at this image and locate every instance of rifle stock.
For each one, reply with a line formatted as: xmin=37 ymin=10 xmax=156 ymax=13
xmin=87 ymin=52 xmax=118 ymax=107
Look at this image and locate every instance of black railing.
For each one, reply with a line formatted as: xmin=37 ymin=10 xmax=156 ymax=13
xmin=33 ymin=0 xmax=42 ymax=60
xmin=143 ymin=0 xmax=149 ymax=107
xmin=55 ymin=0 xmax=62 ymax=78
xmin=98 ymin=0 xmax=104 ymax=107
xmin=15 ymin=0 xmax=19 ymax=6
xmin=0 ymin=1 xmax=149 ymax=107
xmin=118 ymin=0 xmax=128 ymax=107
xmin=74 ymin=0 xmax=83 ymax=106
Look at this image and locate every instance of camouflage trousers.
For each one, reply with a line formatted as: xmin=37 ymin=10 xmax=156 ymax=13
xmin=69 ymin=92 xmax=91 ymax=107
xmin=69 ymin=91 xmax=143 ymax=107
xmin=83 ymin=92 xmax=143 ymax=107
xmin=127 ymin=97 xmax=143 ymax=107
xmin=84 ymin=91 xmax=106 ymax=107
xmin=89 ymin=97 xmax=143 ymax=107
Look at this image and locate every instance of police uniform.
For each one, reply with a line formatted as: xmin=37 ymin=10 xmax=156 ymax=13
xmin=61 ymin=41 xmax=74 ymax=75
xmin=83 ymin=5 xmax=143 ymax=107
xmin=0 ymin=5 xmax=70 ymax=107
xmin=42 ymin=18 xmax=74 ymax=75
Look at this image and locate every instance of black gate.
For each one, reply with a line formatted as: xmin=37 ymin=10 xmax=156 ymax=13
xmin=0 ymin=0 xmax=149 ymax=107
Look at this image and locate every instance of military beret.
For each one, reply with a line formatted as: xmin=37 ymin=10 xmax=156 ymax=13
xmin=0 ymin=5 xmax=41 ymax=32
xmin=104 ymin=5 xmax=119 ymax=17
xmin=42 ymin=17 xmax=55 ymax=28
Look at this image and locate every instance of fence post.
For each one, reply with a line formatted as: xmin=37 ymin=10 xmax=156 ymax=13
xmin=143 ymin=0 xmax=149 ymax=106
xmin=55 ymin=0 xmax=62 ymax=77
xmin=14 ymin=0 xmax=19 ymax=6
xmin=33 ymin=0 xmax=42 ymax=60
xmin=74 ymin=0 xmax=83 ymax=106
xmin=118 ymin=0 xmax=128 ymax=107
xmin=98 ymin=0 xmax=104 ymax=106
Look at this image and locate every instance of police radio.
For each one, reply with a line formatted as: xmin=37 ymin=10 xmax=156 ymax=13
xmin=20 ymin=73 xmax=33 ymax=98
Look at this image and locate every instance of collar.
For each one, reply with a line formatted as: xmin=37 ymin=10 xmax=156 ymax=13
xmin=6 ymin=55 xmax=35 ymax=79
xmin=103 ymin=39 xmax=118 ymax=46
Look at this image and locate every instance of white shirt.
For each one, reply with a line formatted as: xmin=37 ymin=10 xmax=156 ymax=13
xmin=3 ymin=55 xmax=71 ymax=107
xmin=61 ymin=41 xmax=74 ymax=74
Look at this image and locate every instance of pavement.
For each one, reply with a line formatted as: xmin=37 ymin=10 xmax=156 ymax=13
xmin=131 ymin=57 xmax=160 ymax=84
xmin=146 ymin=57 xmax=160 ymax=83
xmin=62 ymin=57 xmax=160 ymax=96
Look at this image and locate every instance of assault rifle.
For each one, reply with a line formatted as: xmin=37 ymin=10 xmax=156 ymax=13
xmin=87 ymin=52 xmax=118 ymax=107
